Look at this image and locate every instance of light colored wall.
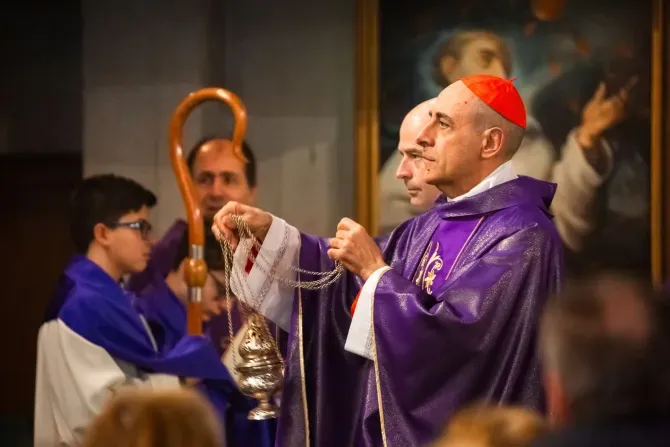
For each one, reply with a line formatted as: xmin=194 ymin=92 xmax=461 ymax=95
xmin=83 ymin=0 xmax=355 ymax=237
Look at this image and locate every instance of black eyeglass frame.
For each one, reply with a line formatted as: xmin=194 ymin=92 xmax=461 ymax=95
xmin=107 ymin=219 xmax=154 ymax=239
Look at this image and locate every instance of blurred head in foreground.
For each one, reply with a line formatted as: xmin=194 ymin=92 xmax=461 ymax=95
xmin=540 ymin=272 xmax=670 ymax=426
xmin=83 ymin=388 xmax=223 ymax=447
xmin=430 ymin=403 xmax=548 ymax=447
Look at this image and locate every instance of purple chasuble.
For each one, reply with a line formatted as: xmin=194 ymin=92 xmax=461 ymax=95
xmin=276 ymin=176 xmax=564 ymax=447
xmin=355 ymin=217 xmax=480 ymax=447
xmin=411 ymin=218 xmax=481 ymax=295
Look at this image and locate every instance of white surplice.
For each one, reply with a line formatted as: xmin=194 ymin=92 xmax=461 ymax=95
xmin=34 ymin=315 xmax=180 ymax=447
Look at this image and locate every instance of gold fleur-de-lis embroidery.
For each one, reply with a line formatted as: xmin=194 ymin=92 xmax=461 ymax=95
xmin=424 ymin=271 xmax=436 ymax=291
xmin=414 ymin=241 xmax=433 ymax=286
xmin=423 ymin=243 xmax=443 ymax=294
xmin=413 ymin=241 xmax=444 ymax=293
xmin=415 ymin=242 xmax=444 ymax=293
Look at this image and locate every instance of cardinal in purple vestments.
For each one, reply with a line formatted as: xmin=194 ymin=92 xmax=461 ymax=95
xmin=213 ymin=75 xmax=565 ymax=447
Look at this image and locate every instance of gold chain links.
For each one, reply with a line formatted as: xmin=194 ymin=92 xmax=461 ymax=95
xmin=216 ymin=215 xmax=343 ymax=369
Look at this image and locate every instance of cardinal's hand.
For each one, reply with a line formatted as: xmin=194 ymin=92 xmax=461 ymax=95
xmin=327 ymin=218 xmax=387 ymax=280
xmin=212 ymin=201 xmax=272 ymax=250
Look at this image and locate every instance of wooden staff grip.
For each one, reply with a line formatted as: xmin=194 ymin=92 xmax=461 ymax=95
xmin=185 ymin=258 xmax=208 ymax=335
xmin=169 ymin=88 xmax=248 ymax=335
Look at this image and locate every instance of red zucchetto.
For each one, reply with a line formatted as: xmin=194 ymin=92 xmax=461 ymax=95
xmin=460 ymin=74 xmax=527 ymax=129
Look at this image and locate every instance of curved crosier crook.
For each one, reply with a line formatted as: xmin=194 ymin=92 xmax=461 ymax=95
xmin=169 ymin=88 xmax=248 ymax=335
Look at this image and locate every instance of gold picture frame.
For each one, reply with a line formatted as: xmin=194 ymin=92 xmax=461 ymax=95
xmin=355 ymin=0 xmax=667 ymax=283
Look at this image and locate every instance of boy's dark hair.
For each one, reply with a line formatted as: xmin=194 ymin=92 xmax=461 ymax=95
xmin=186 ymin=136 xmax=257 ymax=188
xmin=69 ymin=174 xmax=157 ymax=253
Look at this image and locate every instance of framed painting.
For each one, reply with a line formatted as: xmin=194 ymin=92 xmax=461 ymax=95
xmin=355 ymin=0 xmax=668 ymax=281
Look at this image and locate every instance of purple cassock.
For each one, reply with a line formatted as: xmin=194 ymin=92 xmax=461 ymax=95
xmin=271 ymin=176 xmax=564 ymax=447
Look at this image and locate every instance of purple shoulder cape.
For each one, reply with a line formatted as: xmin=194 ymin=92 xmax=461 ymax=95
xmin=277 ymin=176 xmax=564 ymax=447
xmin=50 ymin=255 xmax=231 ymax=380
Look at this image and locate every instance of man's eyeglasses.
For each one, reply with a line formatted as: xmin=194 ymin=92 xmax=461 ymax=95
xmin=108 ymin=219 xmax=153 ymax=239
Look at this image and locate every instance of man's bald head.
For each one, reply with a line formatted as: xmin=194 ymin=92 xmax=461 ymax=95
xmin=395 ymin=99 xmax=441 ymax=211
xmin=415 ymin=80 xmax=525 ymax=198
xmin=540 ymin=273 xmax=670 ymax=424
xmin=399 ymin=99 xmax=435 ymax=141
xmin=443 ymin=79 xmax=525 ymax=158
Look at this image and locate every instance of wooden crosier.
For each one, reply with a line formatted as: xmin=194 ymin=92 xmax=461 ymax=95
xmin=169 ymin=88 xmax=248 ymax=335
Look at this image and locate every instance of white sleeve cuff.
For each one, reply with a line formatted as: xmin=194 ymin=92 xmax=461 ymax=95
xmin=551 ymin=130 xmax=614 ymax=251
xmin=344 ymin=266 xmax=392 ymax=360
xmin=230 ymin=215 xmax=300 ymax=332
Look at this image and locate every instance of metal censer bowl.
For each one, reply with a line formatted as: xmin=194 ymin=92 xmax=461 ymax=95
xmin=235 ymin=311 xmax=284 ymax=420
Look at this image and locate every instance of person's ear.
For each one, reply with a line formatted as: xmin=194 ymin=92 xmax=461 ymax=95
xmin=480 ymin=127 xmax=504 ymax=159
xmin=93 ymin=223 xmax=112 ymax=248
